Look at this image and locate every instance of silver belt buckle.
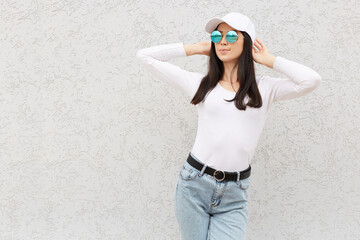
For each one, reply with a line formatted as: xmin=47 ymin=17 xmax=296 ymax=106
xmin=213 ymin=170 xmax=225 ymax=181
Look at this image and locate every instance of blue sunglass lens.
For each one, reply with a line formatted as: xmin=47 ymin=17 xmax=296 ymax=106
xmin=226 ymin=30 xmax=238 ymax=43
xmin=211 ymin=31 xmax=222 ymax=43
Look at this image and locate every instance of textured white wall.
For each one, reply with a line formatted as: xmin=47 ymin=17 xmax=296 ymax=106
xmin=0 ymin=0 xmax=359 ymax=239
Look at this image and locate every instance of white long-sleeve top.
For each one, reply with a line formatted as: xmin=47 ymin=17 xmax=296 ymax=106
xmin=136 ymin=42 xmax=322 ymax=172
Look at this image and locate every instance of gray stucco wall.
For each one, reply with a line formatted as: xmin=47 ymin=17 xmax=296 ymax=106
xmin=0 ymin=1 xmax=359 ymax=239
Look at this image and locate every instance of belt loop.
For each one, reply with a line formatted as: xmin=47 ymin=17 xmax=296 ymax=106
xmin=199 ymin=164 xmax=207 ymax=176
xmin=236 ymin=171 xmax=241 ymax=185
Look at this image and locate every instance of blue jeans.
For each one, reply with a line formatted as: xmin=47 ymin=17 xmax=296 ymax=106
xmin=174 ymin=153 xmax=251 ymax=240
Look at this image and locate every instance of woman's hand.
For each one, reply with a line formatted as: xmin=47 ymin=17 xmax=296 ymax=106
xmin=252 ymin=38 xmax=276 ymax=68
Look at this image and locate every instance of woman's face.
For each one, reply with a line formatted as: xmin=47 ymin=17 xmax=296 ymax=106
xmin=214 ymin=23 xmax=244 ymax=62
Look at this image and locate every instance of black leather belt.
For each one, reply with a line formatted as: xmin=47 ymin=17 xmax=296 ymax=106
xmin=187 ymin=152 xmax=251 ymax=182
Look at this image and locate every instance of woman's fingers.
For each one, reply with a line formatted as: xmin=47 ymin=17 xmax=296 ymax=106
xmin=253 ymin=44 xmax=261 ymax=53
xmin=254 ymin=38 xmax=266 ymax=52
xmin=254 ymin=41 xmax=261 ymax=51
xmin=256 ymin=38 xmax=267 ymax=51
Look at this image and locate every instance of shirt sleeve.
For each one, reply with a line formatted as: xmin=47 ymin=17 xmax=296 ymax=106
xmin=263 ymin=56 xmax=322 ymax=103
xmin=136 ymin=42 xmax=204 ymax=98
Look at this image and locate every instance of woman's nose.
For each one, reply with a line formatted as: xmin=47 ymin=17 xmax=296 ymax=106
xmin=219 ymin=34 xmax=228 ymax=44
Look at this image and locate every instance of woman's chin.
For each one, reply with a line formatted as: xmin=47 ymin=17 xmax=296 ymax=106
xmin=218 ymin=56 xmax=235 ymax=62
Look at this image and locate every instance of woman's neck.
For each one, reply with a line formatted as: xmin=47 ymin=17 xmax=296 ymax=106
xmin=222 ymin=61 xmax=238 ymax=83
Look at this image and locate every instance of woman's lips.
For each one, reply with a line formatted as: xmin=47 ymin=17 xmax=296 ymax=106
xmin=220 ymin=50 xmax=230 ymax=54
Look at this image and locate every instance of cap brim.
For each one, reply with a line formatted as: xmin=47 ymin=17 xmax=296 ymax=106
xmin=205 ymin=17 xmax=224 ymax=33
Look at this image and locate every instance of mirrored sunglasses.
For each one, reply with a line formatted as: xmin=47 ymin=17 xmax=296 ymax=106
xmin=211 ymin=30 xmax=244 ymax=43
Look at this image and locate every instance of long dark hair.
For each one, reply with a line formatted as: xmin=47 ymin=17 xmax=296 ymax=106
xmin=190 ymin=27 xmax=262 ymax=111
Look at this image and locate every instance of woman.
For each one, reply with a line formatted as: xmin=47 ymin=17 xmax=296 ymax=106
xmin=136 ymin=12 xmax=321 ymax=240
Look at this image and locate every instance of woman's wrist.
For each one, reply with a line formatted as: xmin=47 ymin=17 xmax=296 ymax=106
xmin=264 ymin=54 xmax=277 ymax=68
xmin=184 ymin=42 xmax=211 ymax=56
xmin=184 ymin=43 xmax=200 ymax=56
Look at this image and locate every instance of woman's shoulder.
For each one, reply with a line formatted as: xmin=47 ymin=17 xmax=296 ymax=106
xmin=192 ymin=71 xmax=206 ymax=83
xmin=255 ymin=75 xmax=271 ymax=96
xmin=256 ymin=75 xmax=274 ymax=87
xmin=255 ymin=75 xmax=265 ymax=86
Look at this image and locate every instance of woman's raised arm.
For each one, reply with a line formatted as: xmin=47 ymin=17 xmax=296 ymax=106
xmin=264 ymin=56 xmax=322 ymax=103
xmin=136 ymin=42 xmax=206 ymax=98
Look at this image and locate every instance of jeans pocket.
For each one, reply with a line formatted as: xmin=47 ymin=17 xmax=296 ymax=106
xmin=179 ymin=164 xmax=199 ymax=181
xmin=239 ymin=177 xmax=251 ymax=190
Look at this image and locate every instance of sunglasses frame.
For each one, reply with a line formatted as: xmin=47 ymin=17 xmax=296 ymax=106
xmin=211 ymin=30 xmax=244 ymax=44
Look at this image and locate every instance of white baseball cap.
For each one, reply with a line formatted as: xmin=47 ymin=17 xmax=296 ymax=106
xmin=205 ymin=12 xmax=256 ymax=45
